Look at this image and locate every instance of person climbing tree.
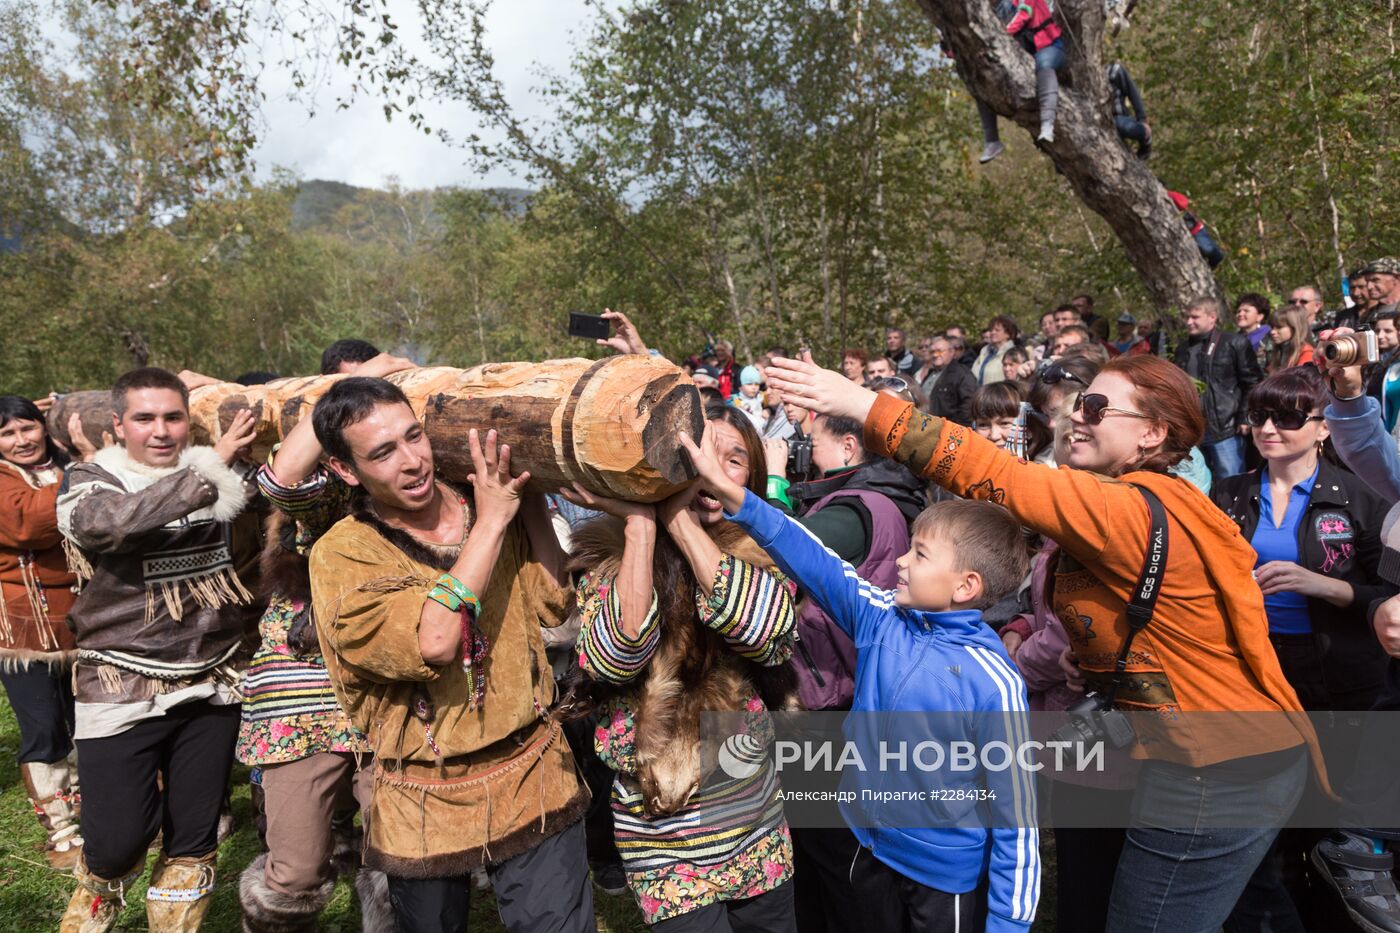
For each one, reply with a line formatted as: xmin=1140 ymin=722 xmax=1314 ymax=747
xmin=1107 ymin=61 xmax=1151 ymax=159
xmin=1168 ymin=189 xmax=1225 ymax=269
xmin=977 ymin=0 xmax=1067 ymax=163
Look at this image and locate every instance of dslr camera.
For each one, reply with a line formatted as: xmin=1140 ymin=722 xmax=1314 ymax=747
xmin=1048 ymin=691 xmax=1136 ymax=750
xmin=1320 ymin=328 xmax=1380 ymax=367
xmin=786 ymin=433 xmax=812 ymax=477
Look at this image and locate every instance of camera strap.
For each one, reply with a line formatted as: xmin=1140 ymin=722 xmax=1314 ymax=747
xmin=1103 ymin=485 xmax=1168 ymax=705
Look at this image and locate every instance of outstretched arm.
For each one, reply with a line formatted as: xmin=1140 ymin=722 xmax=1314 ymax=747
xmin=677 ymin=431 xmax=884 ymax=644
xmin=767 ymin=356 xmax=1145 ymax=578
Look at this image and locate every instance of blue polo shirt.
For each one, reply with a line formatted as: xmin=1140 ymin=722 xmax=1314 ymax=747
xmin=1251 ymin=464 xmax=1319 ymax=635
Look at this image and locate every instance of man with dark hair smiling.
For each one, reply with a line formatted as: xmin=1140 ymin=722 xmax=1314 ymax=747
xmin=307 ymin=377 xmax=593 ymax=933
xmin=57 ymin=367 xmax=260 ymax=931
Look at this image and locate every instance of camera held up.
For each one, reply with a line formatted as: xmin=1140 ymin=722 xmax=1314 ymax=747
xmin=1320 ymin=328 xmax=1380 ymax=367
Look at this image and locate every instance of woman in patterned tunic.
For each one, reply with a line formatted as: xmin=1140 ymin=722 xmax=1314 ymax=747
xmin=567 ymin=404 xmax=799 ymax=931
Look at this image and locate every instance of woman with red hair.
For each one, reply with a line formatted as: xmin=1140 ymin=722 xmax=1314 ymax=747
xmin=765 ymin=352 xmax=1326 ymax=932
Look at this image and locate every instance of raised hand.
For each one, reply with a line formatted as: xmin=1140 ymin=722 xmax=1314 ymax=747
xmin=214 ymin=409 xmax=259 ymax=465
xmin=763 ymin=437 xmax=790 ymax=479
xmin=558 ymin=481 xmax=655 ymax=524
xmin=597 ymin=309 xmax=650 ymax=356
xmin=357 ymin=353 xmax=417 ymax=379
xmin=675 ymin=429 xmax=745 ymax=515
xmin=177 ymin=369 xmax=222 ymax=390
xmin=467 ymin=428 xmax=530 ymax=528
xmin=765 ymin=355 xmax=879 ymax=423
xmin=66 ymin=412 xmax=112 ymax=462
xmin=1316 ymin=327 xmax=1364 ymax=399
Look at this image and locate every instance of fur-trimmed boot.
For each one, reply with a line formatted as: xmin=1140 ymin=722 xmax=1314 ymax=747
xmin=146 ymin=851 xmax=218 ymax=932
xmin=238 ymin=853 xmax=333 ymax=933
xmin=59 ymin=856 xmax=143 ymax=933
xmin=356 ymin=868 xmax=395 ymax=933
xmin=20 ymin=758 xmax=84 ymax=871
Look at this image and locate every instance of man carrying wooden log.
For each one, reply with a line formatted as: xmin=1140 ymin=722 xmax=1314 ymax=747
xmin=307 ymin=376 xmax=594 ymax=933
xmin=55 ymin=366 xmax=260 ymax=932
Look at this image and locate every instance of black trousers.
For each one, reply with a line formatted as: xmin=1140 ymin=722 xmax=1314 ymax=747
xmin=1050 ymin=780 xmax=1131 ymax=933
xmin=386 ymin=819 xmax=595 ymax=933
xmin=1224 ymin=635 xmax=1376 ymax=932
xmin=653 ymin=880 xmax=796 ymax=933
xmin=791 ymin=826 xmax=867 ymax=933
xmin=76 ymin=699 xmax=240 ymax=878
xmin=1336 ymin=658 xmax=1400 ymax=838
xmin=0 ymin=661 xmax=74 ymax=763
xmin=848 ymin=844 xmax=983 ymax=933
xmin=561 ymin=711 xmax=622 ymax=866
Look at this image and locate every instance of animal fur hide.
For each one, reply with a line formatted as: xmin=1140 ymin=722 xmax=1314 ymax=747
xmin=566 ymin=515 xmax=797 ymax=815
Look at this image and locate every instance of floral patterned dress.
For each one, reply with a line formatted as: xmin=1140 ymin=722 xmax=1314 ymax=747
xmin=235 ymin=462 xmax=369 ymax=765
xmin=576 ymin=552 xmax=797 ymax=925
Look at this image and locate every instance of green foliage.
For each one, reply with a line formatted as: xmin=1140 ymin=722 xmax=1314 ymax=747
xmin=1 ymin=0 xmax=1398 ymax=399
xmin=1124 ymin=0 xmax=1400 ymax=305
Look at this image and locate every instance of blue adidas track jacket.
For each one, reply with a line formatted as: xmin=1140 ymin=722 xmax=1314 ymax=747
xmin=729 ymin=490 xmax=1040 ymax=932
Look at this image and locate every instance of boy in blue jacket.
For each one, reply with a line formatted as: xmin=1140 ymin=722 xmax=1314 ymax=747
xmin=679 ymin=430 xmax=1039 ymax=933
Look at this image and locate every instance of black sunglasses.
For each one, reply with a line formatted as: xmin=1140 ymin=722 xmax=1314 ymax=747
xmin=1073 ymin=393 xmax=1150 ymax=425
xmin=1246 ymin=408 xmax=1325 ymax=430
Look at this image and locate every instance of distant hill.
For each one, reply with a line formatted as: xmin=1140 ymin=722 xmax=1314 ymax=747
xmin=290 ymin=179 xmax=533 ymax=236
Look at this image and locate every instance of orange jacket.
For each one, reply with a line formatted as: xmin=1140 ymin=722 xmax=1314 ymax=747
xmin=0 ymin=461 xmax=77 ymax=662
xmin=865 ymin=394 xmax=1328 ymax=778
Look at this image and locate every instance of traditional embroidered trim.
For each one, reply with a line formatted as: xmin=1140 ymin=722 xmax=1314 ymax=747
xmin=78 ymin=639 xmax=242 ymax=681
xmin=432 ymin=572 xmax=480 ymax=615
xmin=143 ymin=543 xmax=235 ymax=583
xmin=146 ymin=883 xmax=214 ymax=902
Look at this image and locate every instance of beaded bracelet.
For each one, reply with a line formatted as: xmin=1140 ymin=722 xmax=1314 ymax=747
xmin=426 ymin=572 xmax=480 ymax=616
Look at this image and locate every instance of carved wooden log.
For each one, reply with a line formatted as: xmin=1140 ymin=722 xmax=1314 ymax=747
xmin=422 ymin=356 xmax=702 ymax=502
xmin=49 ymin=357 xmax=702 ymax=502
xmin=47 ymin=391 xmax=114 ymax=452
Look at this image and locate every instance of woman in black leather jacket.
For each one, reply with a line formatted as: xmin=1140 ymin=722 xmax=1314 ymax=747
xmin=1212 ymin=365 xmax=1396 ymax=931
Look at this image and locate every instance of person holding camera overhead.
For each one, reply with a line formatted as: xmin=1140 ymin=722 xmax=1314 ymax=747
xmin=1212 ymin=365 xmax=1395 ymax=930
xmin=761 ymin=404 xmax=925 ymax=933
xmin=764 ymin=351 xmax=1329 ymax=933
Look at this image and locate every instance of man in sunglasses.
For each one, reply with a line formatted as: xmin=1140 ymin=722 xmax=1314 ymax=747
xmin=1175 ymin=295 xmax=1263 ymax=479
xmin=1286 ymin=285 xmax=1325 ymax=330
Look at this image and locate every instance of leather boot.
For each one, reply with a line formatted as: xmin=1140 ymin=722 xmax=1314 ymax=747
xmin=238 ymin=853 xmax=333 ymax=933
xmin=20 ymin=759 xmax=84 ymax=871
xmin=60 ymin=856 xmax=142 ymax=933
xmin=146 ymin=851 xmax=218 ymax=932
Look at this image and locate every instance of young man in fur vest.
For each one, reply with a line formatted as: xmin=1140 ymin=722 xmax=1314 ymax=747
xmin=55 ymin=366 xmax=259 ymax=931
xmin=306 ymin=377 xmax=594 ymax=933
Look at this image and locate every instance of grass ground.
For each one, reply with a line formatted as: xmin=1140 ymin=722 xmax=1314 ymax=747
xmin=0 ymin=695 xmax=648 ymax=931
xmin=0 ymin=693 xmax=1054 ymax=930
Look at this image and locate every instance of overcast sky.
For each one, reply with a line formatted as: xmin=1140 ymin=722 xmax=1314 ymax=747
xmin=250 ymin=0 xmax=601 ymax=192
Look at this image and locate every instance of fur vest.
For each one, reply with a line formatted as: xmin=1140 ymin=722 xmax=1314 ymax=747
xmin=567 ymin=516 xmax=797 ymax=816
